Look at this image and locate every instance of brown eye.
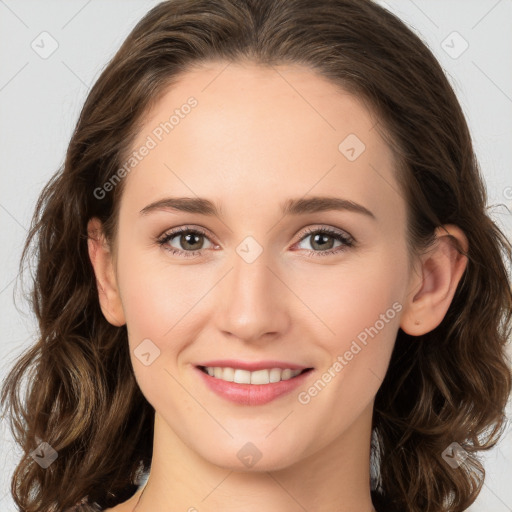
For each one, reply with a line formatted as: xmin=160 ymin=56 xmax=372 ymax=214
xmin=295 ymin=227 xmax=354 ymax=257
xmin=157 ymin=227 xmax=215 ymax=257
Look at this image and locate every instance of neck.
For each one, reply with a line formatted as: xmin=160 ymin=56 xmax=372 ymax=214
xmin=134 ymin=404 xmax=377 ymax=512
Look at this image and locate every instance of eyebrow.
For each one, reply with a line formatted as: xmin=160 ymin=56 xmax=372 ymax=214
xmin=139 ymin=195 xmax=376 ymax=220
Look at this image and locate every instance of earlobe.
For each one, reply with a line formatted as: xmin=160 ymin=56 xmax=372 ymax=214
xmin=87 ymin=217 xmax=126 ymax=327
xmin=400 ymin=224 xmax=468 ymax=336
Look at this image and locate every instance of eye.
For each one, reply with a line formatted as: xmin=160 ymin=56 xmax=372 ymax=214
xmin=156 ymin=225 xmax=355 ymax=259
xmin=157 ymin=226 xmax=216 ymax=258
xmin=294 ymin=226 xmax=354 ymax=257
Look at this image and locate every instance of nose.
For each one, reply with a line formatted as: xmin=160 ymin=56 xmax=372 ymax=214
xmin=212 ymin=249 xmax=291 ymax=344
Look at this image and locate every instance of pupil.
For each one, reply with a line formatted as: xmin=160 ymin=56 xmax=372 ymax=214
xmin=312 ymin=233 xmax=334 ymax=250
xmin=183 ymin=233 xmax=202 ymax=250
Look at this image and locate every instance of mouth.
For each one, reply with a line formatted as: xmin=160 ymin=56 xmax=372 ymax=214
xmin=194 ymin=363 xmax=315 ymax=406
xmin=197 ymin=365 xmax=313 ymax=385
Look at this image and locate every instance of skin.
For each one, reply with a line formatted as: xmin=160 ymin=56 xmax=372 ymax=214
xmin=88 ymin=61 xmax=468 ymax=512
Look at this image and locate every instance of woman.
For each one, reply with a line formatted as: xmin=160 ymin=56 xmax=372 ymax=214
xmin=1 ymin=0 xmax=511 ymax=511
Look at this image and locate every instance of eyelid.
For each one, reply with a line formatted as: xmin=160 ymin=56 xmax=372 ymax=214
xmin=156 ymin=224 xmax=356 ymax=257
xmin=296 ymin=225 xmax=354 ymax=244
xmin=157 ymin=224 xmax=217 ymax=243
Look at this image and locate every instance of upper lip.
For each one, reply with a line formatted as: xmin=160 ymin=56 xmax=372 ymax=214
xmin=196 ymin=360 xmax=312 ymax=371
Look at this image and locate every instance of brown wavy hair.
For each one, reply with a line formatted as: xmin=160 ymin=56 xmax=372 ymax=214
xmin=1 ymin=0 xmax=511 ymax=510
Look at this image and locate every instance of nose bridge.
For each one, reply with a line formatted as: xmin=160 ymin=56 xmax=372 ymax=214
xmin=213 ymin=242 xmax=289 ymax=342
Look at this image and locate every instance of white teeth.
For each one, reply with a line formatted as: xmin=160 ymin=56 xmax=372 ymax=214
xmin=234 ymin=369 xmax=251 ymax=384
xmin=251 ymin=369 xmax=270 ymax=385
xmin=269 ymin=368 xmax=282 ymax=383
xmin=281 ymin=369 xmax=293 ymax=380
xmin=203 ymin=367 xmax=303 ymax=384
xmin=221 ymin=367 xmax=234 ymax=382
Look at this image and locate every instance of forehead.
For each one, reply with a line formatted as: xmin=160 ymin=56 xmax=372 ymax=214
xmin=120 ymin=61 xmax=403 ymax=226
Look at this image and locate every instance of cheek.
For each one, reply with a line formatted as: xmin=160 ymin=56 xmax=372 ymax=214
xmin=293 ymin=249 xmax=407 ymax=348
xmin=115 ymin=246 xmax=222 ymax=382
xmin=116 ymin=244 xmax=201 ymax=336
xmin=294 ymin=248 xmax=407 ymax=410
xmin=115 ymin=249 xmax=205 ymax=409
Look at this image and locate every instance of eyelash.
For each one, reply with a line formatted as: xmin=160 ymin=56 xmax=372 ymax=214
xmin=156 ymin=225 xmax=355 ymax=259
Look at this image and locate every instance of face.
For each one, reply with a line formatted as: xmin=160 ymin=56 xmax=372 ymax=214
xmin=97 ymin=61 xmax=413 ymax=471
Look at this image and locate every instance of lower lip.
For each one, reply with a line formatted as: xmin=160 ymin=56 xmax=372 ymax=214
xmin=195 ymin=367 xmax=313 ymax=406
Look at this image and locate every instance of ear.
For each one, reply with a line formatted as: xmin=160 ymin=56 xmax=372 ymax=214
xmin=400 ymin=224 xmax=468 ymax=336
xmin=87 ymin=217 xmax=126 ymax=327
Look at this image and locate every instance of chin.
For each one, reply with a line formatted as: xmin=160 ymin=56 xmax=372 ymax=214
xmin=199 ymin=437 xmax=306 ymax=473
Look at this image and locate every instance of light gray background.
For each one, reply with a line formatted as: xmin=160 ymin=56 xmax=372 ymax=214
xmin=1 ymin=0 xmax=511 ymax=510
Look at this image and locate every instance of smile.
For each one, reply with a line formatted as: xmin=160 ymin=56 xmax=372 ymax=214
xmin=195 ymin=364 xmax=314 ymax=406
xmin=198 ymin=366 xmax=309 ymax=384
